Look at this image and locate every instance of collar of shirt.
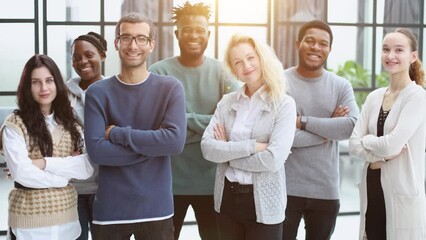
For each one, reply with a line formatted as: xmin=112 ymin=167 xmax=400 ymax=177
xmin=44 ymin=113 xmax=58 ymax=132
xmin=236 ymin=84 xmax=268 ymax=102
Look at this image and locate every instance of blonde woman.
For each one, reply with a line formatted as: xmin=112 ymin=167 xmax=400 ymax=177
xmin=201 ymin=34 xmax=296 ymax=240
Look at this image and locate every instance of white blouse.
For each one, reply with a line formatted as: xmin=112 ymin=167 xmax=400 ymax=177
xmin=225 ymin=86 xmax=266 ymax=184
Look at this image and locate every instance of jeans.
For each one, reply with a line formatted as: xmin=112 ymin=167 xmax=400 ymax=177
xmin=216 ymin=178 xmax=283 ymax=240
xmin=76 ymin=194 xmax=95 ymax=240
xmin=173 ymin=195 xmax=218 ymax=240
xmin=92 ymin=218 xmax=174 ymax=240
xmin=283 ymin=196 xmax=340 ymax=240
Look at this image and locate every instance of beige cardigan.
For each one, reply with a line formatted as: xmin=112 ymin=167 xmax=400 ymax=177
xmin=2 ymin=114 xmax=79 ymax=228
xmin=349 ymin=81 xmax=426 ymax=240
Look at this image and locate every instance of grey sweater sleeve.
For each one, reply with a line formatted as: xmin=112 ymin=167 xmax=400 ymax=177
xmin=292 ymin=129 xmax=325 ymax=148
xmin=304 ymin=79 xmax=359 ymax=141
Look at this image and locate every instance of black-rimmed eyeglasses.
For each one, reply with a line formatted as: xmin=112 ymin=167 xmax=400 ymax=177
xmin=117 ymin=34 xmax=151 ymax=46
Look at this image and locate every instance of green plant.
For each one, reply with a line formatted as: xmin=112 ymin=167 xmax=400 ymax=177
xmin=330 ymin=60 xmax=388 ymax=109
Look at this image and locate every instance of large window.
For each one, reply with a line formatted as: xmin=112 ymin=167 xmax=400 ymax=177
xmin=0 ymin=0 xmax=425 ymax=221
xmin=2 ymin=0 xmax=424 ymax=107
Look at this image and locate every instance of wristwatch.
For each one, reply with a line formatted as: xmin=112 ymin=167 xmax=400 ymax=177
xmin=300 ymin=116 xmax=308 ymax=130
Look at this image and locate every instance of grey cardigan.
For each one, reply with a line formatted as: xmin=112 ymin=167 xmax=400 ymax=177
xmin=201 ymin=88 xmax=296 ymax=224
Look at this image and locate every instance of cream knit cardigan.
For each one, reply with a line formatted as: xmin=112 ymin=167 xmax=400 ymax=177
xmin=349 ymin=81 xmax=426 ymax=240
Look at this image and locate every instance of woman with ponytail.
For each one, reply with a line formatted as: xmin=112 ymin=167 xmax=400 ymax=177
xmin=349 ymin=28 xmax=426 ymax=240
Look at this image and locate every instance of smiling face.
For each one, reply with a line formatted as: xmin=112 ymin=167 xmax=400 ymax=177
xmin=229 ymin=43 xmax=263 ymax=89
xmin=175 ymin=15 xmax=210 ymax=59
xmin=72 ymin=40 xmax=105 ymax=84
xmin=30 ymin=66 xmax=57 ymax=115
xmin=114 ymin=22 xmax=155 ymax=70
xmin=382 ymin=32 xmax=417 ymax=76
xmin=296 ymin=28 xmax=331 ymax=77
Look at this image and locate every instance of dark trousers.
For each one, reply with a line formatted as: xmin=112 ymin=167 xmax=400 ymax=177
xmin=216 ymin=178 xmax=283 ymax=240
xmin=283 ymin=196 xmax=340 ymax=240
xmin=92 ymin=218 xmax=174 ymax=240
xmin=76 ymin=194 xmax=95 ymax=240
xmin=365 ymin=167 xmax=386 ymax=240
xmin=173 ymin=195 xmax=218 ymax=240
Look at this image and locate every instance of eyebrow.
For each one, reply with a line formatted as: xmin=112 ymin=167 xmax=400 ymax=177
xmin=382 ymin=44 xmax=406 ymax=48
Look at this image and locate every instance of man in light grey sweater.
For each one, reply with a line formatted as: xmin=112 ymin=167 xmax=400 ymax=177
xmin=282 ymin=20 xmax=359 ymax=240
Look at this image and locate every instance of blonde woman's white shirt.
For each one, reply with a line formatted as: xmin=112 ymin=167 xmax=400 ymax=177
xmin=225 ymin=85 xmax=266 ymax=184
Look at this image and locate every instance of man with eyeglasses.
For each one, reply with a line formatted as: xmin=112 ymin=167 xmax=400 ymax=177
xmin=149 ymin=2 xmax=239 ymax=240
xmin=83 ymin=12 xmax=186 ymax=240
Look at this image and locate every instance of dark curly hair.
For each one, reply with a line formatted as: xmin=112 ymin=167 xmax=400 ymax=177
xmin=171 ymin=1 xmax=211 ymax=24
xmin=15 ymin=54 xmax=83 ymax=156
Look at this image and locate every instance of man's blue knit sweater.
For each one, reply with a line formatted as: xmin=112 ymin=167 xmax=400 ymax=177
xmin=84 ymin=73 xmax=186 ymax=223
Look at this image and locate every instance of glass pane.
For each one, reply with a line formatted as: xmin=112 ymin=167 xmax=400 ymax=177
xmin=328 ymin=26 xmax=373 ymax=75
xmin=104 ymin=26 xmax=121 ymax=78
xmin=0 ymin=0 xmax=34 ymax=19
xmin=0 ymin=24 xmax=35 ymax=92
xmin=159 ymin=26 xmax=176 ymax=60
xmin=328 ymin=26 xmax=374 ymax=109
xmin=275 ymin=24 xmax=300 ymax=69
xmin=376 ymin=0 xmax=421 ymax=24
xmin=121 ymin=0 xmax=160 ymax=22
xmin=0 ymin=96 xmax=17 ymax=108
xmin=276 ymin=0 xmax=325 ymax=22
xmin=0 ymin=166 xmax=13 ymax=232
xmin=339 ymin=146 xmax=362 ymax=213
xmin=375 ymin=27 xmax=385 ymax=77
xmin=328 ymin=0 xmax=373 ymax=23
xmin=105 ymin=0 xmax=125 ymax=22
xmin=172 ymin=0 xmax=215 ymax=23
xmin=47 ymin=0 xmax=100 ymax=21
xmin=423 ymin=28 xmax=426 ymax=71
xmin=375 ymin=28 xmax=388 ymax=90
xmin=328 ymin=26 xmax=357 ymax=72
xmin=217 ymin=27 xmax=267 ymax=61
xmin=218 ymin=0 xmax=267 ymax=23
xmin=46 ymin=26 xmax=101 ymax=81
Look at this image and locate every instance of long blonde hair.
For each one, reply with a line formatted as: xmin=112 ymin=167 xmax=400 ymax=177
xmin=224 ymin=34 xmax=286 ymax=107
